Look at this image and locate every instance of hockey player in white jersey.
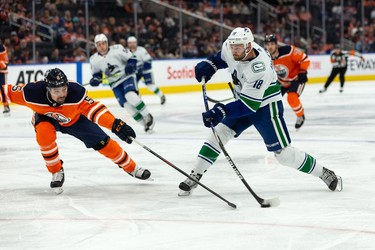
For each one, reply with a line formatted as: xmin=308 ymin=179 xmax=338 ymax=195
xmin=89 ymin=34 xmax=155 ymax=133
xmin=127 ymin=36 xmax=166 ymax=105
xmin=179 ymin=27 xmax=343 ymax=196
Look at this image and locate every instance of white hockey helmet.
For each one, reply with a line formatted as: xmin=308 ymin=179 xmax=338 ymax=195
xmin=127 ymin=36 xmax=137 ymax=43
xmin=94 ymin=33 xmax=108 ymax=46
xmin=227 ymin=27 xmax=254 ymax=48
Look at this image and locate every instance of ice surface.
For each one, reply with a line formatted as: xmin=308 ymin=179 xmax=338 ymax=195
xmin=1 ymin=81 xmax=375 ymax=249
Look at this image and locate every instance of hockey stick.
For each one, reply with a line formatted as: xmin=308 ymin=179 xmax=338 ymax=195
xmin=207 ymin=96 xmax=234 ymax=103
xmin=129 ymin=137 xmax=237 ymax=209
xmin=206 ymin=82 xmax=235 ymax=103
xmin=201 ymin=78 xmax=279 ymax=208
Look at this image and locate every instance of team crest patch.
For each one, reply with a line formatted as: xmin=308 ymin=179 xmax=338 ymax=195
xmin=45 ymin=112 xmax=71 ymax=124
xmin=274 ymin=64 xmax=289 ymax=79
xmin=252 ymin=62 xmax=265 ymax=73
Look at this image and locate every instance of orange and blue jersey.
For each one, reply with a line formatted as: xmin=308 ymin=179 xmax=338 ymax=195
xmin=272 ymin=45 xmax=310 ymax=86
xmin=3 ymin=81 xmax=116 ymax=130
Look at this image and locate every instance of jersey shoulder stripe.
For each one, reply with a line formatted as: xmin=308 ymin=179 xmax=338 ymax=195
xmin=277 ymin=45 xmax=292 ymax=58
xmin=23 ymin=81 xmax=50 ymax=105
xmin=64 ymin=82 xmax=86 ymax=104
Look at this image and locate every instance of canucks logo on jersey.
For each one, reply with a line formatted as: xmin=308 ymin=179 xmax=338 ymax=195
xmin=105 ymin=63 xmax=117 ymax=76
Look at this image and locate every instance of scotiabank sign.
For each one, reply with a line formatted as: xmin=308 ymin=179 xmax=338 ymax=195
xmin=156 ymin=59 xmax=198 ymax=84
xmin=152 ymin=59 xmax=231 ymax=86
xmin=167 ymin=65 xmax=195 ymax=80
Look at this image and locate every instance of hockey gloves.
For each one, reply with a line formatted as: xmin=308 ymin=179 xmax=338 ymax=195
xmin=125 ymin=58 xmax=137 ymax=75
xmin=195 ymin=59 xmax=217 ymax=83
xmin=125 ymin=63 xmax=136 ymax=75
xmin=202 ymin=103 xmax=226 ymax=127
xmin=112 ymin=118 xmax=136 ymax=144
xmin=298 ymin=71 xmax=308 ymax=83
xmin=89 ymin=77 xmax=101 ymax=86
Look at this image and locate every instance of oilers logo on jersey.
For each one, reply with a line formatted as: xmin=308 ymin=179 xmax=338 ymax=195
xmin=274 ymin=64 xmax=289 ymax=80
xmin=45 ymin=112 xmax=71 ymax=124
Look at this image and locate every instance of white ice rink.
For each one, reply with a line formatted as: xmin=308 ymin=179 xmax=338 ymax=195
xmin=1 ymin=81 xmax=375 ymax=249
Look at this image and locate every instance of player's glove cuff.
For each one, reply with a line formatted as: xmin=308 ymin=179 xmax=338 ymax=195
xmin=202 ymin=103 xmax=226 ymax=127
xmin=112 ymin=118 xmax=136 ymax=144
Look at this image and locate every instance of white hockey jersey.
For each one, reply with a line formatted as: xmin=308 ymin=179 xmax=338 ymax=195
xmin=131 ymin=46 xmax=152 ymax=73
xmin=221 ymin=41 xmax=281 ymax=112
xmin=89 ymin=44 xmax=135 ymax=89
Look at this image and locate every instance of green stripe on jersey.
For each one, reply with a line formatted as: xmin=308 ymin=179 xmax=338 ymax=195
xmin=263 ymin=82 xmax=280 ymax=98
xmin=271 ymin=102 xmax=288 ymax=147
xmin=199 ymin=144 xmax=220 ymax=163
xmin=298 ymin=154 xmax=316 ymax=173
xmin=240 ymin=95 xmax=261 ymax=111
xmin=240 ymin=83 xmax=280 ymax=111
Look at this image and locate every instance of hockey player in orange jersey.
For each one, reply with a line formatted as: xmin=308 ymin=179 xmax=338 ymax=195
xmin=264 ymin=34 xmax=310 ymax=129
xmin=2 ymin=68 xmax=151 ymax=194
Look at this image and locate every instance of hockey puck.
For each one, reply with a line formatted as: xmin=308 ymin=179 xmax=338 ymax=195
xmin=261 ymin=204 xmax=271 ymax=208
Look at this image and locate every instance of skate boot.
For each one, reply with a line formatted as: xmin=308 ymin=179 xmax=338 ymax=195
xmin=144 ymin=114 xmax=155 ymax=133
xmin=129 ymin=165 xmax=152 ymax=180
xmin=319 ymin=88 xmax=327 ymax=93
xmin=50 ymin=166 xmax=65 ymax=194
xmin=160 ymin=95 xmax=166 ymax=105
xmin=319 ymin=167 xmax=343 ymax=191
xmin=3 ymin=105 xmax=10 ymax=115
xmin=178 ymin=171 xmax=202 ymax=196
xmin=295 ymin=115 xmax=305 ymax=129
xmin=339 ymin=87 xmax=344 ymax=93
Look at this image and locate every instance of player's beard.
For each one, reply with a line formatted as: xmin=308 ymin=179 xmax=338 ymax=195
xmin=232 ymin=51 xmax=246 ymax=61
xmin=55 ymin=96 xmax=66 ymax=104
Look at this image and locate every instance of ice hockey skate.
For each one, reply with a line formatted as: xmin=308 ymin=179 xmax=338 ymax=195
xmin=178 ymin=171 xmax=202 ymax=196
xmin=129 ymin=165 xmax=152 ymax=181
xmin=319 ymin=88 xmax=327 ymax=93
xmin=320 ymin=167 xmax=343 ymax=191
xmin=50 ymin=167 xmax=65 ymax=194
xmin=295 ymin=115 xmax=305 ymax=129
xmin=3 ymin=105 xmax=10 ymax=116
xmin=143 ymin=114 xmax=155 ymax=133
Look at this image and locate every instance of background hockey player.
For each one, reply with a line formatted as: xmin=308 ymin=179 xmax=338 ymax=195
xmin=319 ymin=45 xmax=365 ymax=93
xmin=2 ymin=68 xmax=151 ymax=194
xmin=127 ymin=36 xmax=166 ymax=105
xmin=89 ymin=34 xmax=155 ymax=133
xmin=264 ymin=34 xmax=310 ymax=129
xmin=0 ymin=40 xmax=9 ymax=114
xmin=178 ymin=27 xmax=342 ymax=196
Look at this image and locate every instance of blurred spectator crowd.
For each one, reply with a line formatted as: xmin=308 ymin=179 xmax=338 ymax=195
xmin=0 ymin=0 xmax=374 ymax=65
